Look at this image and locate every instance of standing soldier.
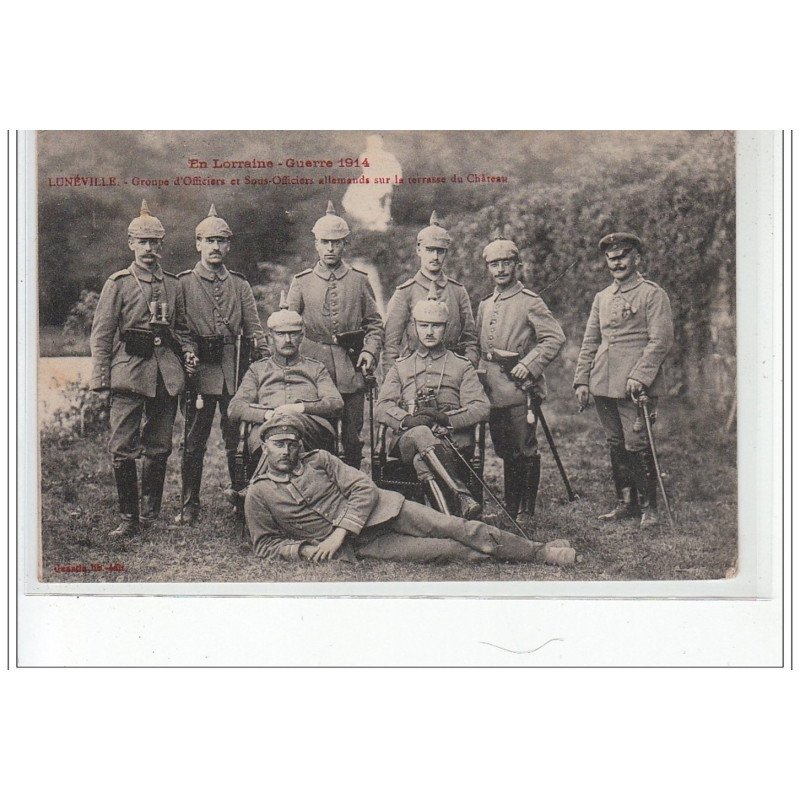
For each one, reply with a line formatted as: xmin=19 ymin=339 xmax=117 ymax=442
xmin=286 ymin=201 xmax=384 ymax=469
xmin=90 ymin=200 xmax=196 ymax=537
xmin=382 ymin=211 xmax=479 ymax=372
xmin=375 ymin=285 xmax=489 ymax=519
xmin=476 ymin=234 xmax=566 ymax=524
xmin=573 ymin=232 xmax=674 ymax=528
xmin=175 ymin=205 xmax=268 ymax=524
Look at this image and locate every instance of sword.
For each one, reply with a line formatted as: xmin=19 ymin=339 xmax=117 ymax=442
xmin=438 ymin=436 xmax=532 ymax=540
xmin=234 ymin=331 xmax=243 ymax=390
xmin=530 ymin=399 xmax=579 ymax=502
xmin=637 ymin=394 xmax=676 ymax=531
xmin=363 ymin=366 xmax=377 ymax=467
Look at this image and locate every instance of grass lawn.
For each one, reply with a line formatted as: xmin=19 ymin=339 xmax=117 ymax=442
xmin=38 ymin=369 xmax=738 ymax=586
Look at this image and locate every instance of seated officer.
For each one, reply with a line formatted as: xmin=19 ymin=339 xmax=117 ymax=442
xmin=228 ymin=292 xmax=344 ymax=464
xmin=245 ymin=412 xmax=576 ymax=565
xmin=375 ymin=285 xmax=489 ymax=520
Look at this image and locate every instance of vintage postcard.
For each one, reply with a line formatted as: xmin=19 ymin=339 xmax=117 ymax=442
xmin=18 ymin=130 xmax=779 ymax=598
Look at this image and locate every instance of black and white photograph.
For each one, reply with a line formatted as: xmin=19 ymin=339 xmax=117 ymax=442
xmin=30 ymin=130 xmax=744 ymax=587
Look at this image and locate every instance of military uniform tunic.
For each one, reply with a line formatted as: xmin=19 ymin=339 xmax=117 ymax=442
xmin=573 ymin=271 xmax=674 ymax=450
xmin=229 ymin=354 xmax=344 ymax=452
xmin=476 ymin=280 xmax=566 ymax=460
xmin=476 ymin=281 xmax=566 ymax=407
xmin=286 ymin=261 xmax=384 ymax=394
xmin=90 ymin=262 xmax=193 ymax=463
xmin=382 ymin=269 xmax=479 ymax=371
xmin=375 ymin=346 xmax=490 ymax=453
xmin=178 ymin=262 xmax=267 ymax=396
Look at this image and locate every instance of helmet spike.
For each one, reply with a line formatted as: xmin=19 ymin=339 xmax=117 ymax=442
xmin=326 ymin=200 xmax=336 ymax=214
xmin=208 ymin=203 xmax=218 ymax=217
xmin=279 ymin=290 xmax=289 ymax=310
xmin=429 ymin=210 xmax=440 ymax=226
xmin=140 ymin=199 xmax=152 ymax=216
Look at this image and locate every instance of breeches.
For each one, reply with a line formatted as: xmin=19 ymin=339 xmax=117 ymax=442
xmin=355 ymin=499 xmax=512 ymax=563
xmin=184 ymin=392 xmax=239 ymax=458
xmin=594 ymin=395 xmax=658 ymax=451
xmin=489 ymin=403 xmax=539 ymax=459
xmin=108 ymin=373 xmax=179 ymax=465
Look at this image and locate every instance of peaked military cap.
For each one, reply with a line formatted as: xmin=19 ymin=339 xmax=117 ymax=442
xmin=599 ymin=232 xmax=642 ymax=257
xmin=267 ymin=290 xmax=304 ymax=332
xmin=416 ymin=211 xmax=452 ymax=248
xmin=312 ymin=200 xmax=351 ymax=240
xmin=128 ymin=200 xmax=166 ymax=239
xmin=260 ymin=411 xmax=304 ymax=441
xmin=196 ymin=203 xmax=233 ymax=238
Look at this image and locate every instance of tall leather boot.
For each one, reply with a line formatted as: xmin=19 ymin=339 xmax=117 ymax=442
xmin=503 ymin=459 xmax=526 ymax=519
xmin=223 ymin=451 xmax=246 ymax=512
xmin=631 ymin=448 xmax=659 ymax=529
xmin=516 ymin=454 xmax=541 ymax=525
xmin=422 ymin=445 xmax=482 ymax=520
xmin=110 ymin=460 xmax=139 ymax=538
xmin=174 ymin=454 xmax=203 ymax=525
xmin=140 ymin=455 xmax=168 ymax=525
xmin=598 ymin=446 xmax=640 ymax=521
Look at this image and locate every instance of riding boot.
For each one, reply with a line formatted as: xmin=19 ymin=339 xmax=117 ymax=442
xmin=110 ymin=460 xmax=139 ymax=538
xmin=140 ymin=455 xmax=168 ymax=525
xmin=422 ymin=445 xmax=482 ymax=520
xmin=631 ymin=448 xmax=659 ymax=529
xmin=598 ymin=446 xmax=640 ymax=521
xmin=174 ymin=454 xmax=203 ymax=525
xmin=516 ymin=454 xmax=541 ymax=526
xmin=503 ymin=459 xmax=526 ymax=519
xmin=223 ymin=451 xmax=246 ymax=511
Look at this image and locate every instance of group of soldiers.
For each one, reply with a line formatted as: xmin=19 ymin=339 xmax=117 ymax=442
xmin=89 ymin=197 xmax=674 ymax=566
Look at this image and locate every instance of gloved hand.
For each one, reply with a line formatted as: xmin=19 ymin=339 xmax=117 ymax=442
xmin=421 ymin=409 xmax=450 ymax=427
xmin=183 ymin=352 xmax=199 ymax=376
xmin=402 ymin=413 xmax=436 ymax=429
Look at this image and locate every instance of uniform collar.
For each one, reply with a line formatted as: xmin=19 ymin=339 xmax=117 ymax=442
xmin=129 ymin=262 xmax=164 ymax=282
xmin=271 ymin=353 xmax=302 ymax=368
xmin=265 ymin=461 xmax=305 ymax=483
xmin=612 ymin=272 xmax=644 ymax=293
xmin=194 ymin=261 xmax=230 ymax=282
xmin=313 ymin=261 xmax=348 ymax=280
xmin=415 ymin=269 xmax=449 ymax=289
xmin=415 ymin=344 xmax=447 ymax=360
xmin=493 ymin=280 xmax=524 ymax=300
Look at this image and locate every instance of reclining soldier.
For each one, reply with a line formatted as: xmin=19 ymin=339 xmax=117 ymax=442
xmin=228 ymin=292 xmax=344 ymax=474
xmin=375 ymin=285 xmax=489 ymax=520
xmin=245 ymin=412 xmax=576 ymax=565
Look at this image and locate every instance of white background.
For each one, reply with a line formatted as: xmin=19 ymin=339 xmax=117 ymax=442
xmin=2 ymin=2 xmax=797 ymax=798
